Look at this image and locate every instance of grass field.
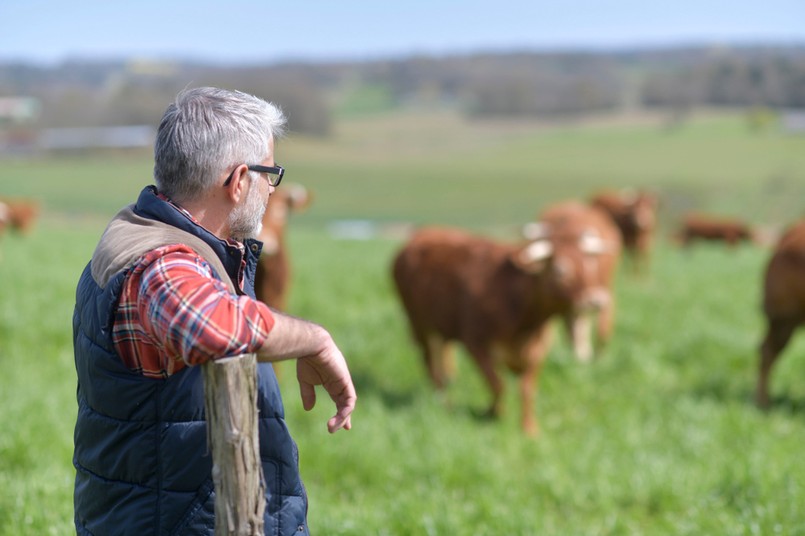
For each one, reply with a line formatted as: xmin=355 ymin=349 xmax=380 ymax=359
xmin=1 ymin=109 xmax=805 ymax=534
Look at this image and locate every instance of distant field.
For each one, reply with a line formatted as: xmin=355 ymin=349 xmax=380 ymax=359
xmin=1 ymin=108 xmax=803 ymax=233
xmin=1 ymin=109 xmax=805 ymax=534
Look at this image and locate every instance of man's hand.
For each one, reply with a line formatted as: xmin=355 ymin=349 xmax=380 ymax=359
xmin=257 ymin=310 xmax=356 ymax=432
xmin=296 ymin=341 xmax=356 ymax=433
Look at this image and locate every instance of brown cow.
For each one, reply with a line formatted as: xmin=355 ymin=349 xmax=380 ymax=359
xmin=0 ymin=201 xmax=8 ymax=237
xmin=0 ymin=201 xmax=8 ymax=261
xmin=254 ymin=184 xmax=312 ymax=312
xmin=756 ymin=219 xmax=805 ymax=408
xmin=0 ymin=197 xmax=40 ymax=235
xmin=391 ymin=202 xmax=621 ymax=436
xmin=677 ymin=213 xmax=754 ymax=247
xmin=528 ymin=201 xmax=623 ymax=360
xmin=590 ymin=189 xmax=658 ymax=274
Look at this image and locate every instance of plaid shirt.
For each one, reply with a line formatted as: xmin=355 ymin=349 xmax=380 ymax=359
xmin=111 ymin=210 xmax=275 ymax=379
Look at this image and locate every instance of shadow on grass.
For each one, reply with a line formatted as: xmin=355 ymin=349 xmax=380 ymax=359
xmin=348 ymin=367 xmax=419 ymax=410
xmin=687 ymin=376 xmax=805 ymax=418
xmin=349 ymin=366 xmax=506 ymax=429
xmin=688 ymin=377 xmax=751 ymax=405
xmin=760 ymin=394 xmax=805 ymax=416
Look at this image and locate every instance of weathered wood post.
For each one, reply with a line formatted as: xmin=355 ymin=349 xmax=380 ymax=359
xmin=203 ymin=354 xmax=265 ymax=535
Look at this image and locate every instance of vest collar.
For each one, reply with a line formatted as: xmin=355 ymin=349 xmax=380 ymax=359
xmin=132 ymin=186 xmax=262 ymax=297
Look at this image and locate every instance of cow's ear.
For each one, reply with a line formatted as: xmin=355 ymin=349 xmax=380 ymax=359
xmin=579 ymin=231 xmax=607 ymax=255
xmin=511 ymin=240 xmax=553 ymax=273
xmin=522 ymin=221 xmax=549 ymax=240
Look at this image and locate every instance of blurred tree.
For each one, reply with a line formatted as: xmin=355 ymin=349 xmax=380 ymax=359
xmin=100 ymin=79 xmax=183 ymax=126
xmin=263 ymin=81 xmax=332 ymax=137
xmin=467 ymin=75 xmax=538 ymax=117
xmin=200 ymin=70 xmax=333 ymax=137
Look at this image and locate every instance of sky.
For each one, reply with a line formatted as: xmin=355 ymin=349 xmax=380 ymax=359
xmin=1 ymin=0 xmax=804 ymax=65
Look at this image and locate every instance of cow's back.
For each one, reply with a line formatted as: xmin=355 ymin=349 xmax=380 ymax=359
xmin=589 ymin=193 xmax=633 ymax=237
xmin=680 ymin=213 xmax=753 ymax=244
xmin=392 ymin=227 xmax=513 ymax=341
xmin=541 ymin=201 xmax=620 ymax=241
xmin=591 ymin=191 xmax=656 ymax=246
xmin=763 ymin=220 xmax=805 ymax=319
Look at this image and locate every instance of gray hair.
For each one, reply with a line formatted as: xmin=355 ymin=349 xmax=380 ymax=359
xmin=153 ymin=87 xmax=286 ymax=202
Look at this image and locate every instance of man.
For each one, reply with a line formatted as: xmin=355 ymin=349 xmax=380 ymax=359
xmin=72 ymin=87 xmax=356 ymax=535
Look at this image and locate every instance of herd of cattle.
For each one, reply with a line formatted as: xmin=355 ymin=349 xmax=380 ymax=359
xmin=390 ymin=190 xmax=805 ymax=436
xmin=255 ymin=185 xmax=805 ymax=437
xmin=2 ymin=185 xmax=802 ymax=436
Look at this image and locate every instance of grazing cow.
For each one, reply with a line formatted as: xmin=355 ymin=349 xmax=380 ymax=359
xmin=254 ymin=184 xmax=312 ymax=311
xmin=590 ymin=189 xmax=658 ymax=274
xmin=391 ymin=202 xmax=621 ymax=436
xmin=0 ymin=201 xmax=8 ymax=237
xmin=676 ymin=213 xmax=754 ymax=247
xmin=0 ymin=201 xmax=7 ymax=261
xmin=0 ymin=197 xmax=40 ymax=235
xmin=756 ymin=219 xmax=805 ymax=408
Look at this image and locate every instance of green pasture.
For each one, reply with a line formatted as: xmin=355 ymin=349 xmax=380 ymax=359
xmin=1 ymin=110 xmax=805 ymax=534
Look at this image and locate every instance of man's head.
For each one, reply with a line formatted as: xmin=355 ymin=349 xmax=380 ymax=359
xmin=153 ymin=87 xmax=287 ymax=239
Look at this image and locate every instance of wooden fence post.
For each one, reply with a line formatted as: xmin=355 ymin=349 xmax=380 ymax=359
xmin=203 ymin=354 xmax=266 ymax=535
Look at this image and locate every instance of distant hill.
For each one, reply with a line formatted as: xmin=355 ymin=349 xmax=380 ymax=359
xmin=1 ymin=43 xmax=804 ymax=134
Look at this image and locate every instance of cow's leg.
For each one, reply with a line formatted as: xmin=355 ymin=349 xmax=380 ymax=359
xmin=726 ymin=233 xmax=738 ymax=247
xmin=425 ymin=332 xmax=455 ymax=389
xmin=594 ymin=299 xmax=615 ymax=358
xmin=518 ymin=328 xmax=552 ymax=437
xmin=413 ymin=329 xmax=445 ymax=390
xmin=627 ymin=249 xmax=640 ymax=276
xmin=564 ymin=313 xmax=593 ymax=362
xmin=635 ymin=235 xmax=652 ymax=276
xmin=465 ymin=342 xmax=504 ymax=419
xmin=518 ymin=363 xmax=539 ymax=437
xmin=757 ymin=317 xmax=798 ymax=408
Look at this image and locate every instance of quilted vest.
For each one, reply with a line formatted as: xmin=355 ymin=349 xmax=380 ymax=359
xmin=72 ymin=186 xmax=309 ymax=535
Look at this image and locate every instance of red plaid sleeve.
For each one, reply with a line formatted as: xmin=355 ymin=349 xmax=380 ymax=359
xmin=112 ymin=245 xmax=275 ymax=378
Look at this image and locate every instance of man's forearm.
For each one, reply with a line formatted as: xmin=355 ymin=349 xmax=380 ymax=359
xmin=256 ymin=309 xmax=329 ymax=362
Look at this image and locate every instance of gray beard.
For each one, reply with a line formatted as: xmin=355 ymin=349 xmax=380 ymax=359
xmin=228 ymin=189 xmax=265 ymax=240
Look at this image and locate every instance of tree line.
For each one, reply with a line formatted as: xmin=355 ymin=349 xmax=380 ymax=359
xmin=0 ymin=43 xmax=803 ymax=137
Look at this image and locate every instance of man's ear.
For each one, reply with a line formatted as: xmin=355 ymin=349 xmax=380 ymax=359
xmin=225 ymin=164 xmax=250 ymax=203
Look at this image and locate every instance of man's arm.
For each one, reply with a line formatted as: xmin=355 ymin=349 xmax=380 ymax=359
xmin=134 ymin=248 xmax=355 ymax=432
xmin=257 ymin=310 xmax=357 ymax=433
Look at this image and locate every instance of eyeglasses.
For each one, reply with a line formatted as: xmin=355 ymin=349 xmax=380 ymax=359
xmin=223 ymin=164 xmax=285 ymax=187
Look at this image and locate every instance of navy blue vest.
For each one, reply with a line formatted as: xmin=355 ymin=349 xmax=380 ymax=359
xmin=73 ymin=186 xmax=309 ymax=535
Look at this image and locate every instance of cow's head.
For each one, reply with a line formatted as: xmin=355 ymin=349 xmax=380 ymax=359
xmin=258 ymin=184 xmax=313 ymax=255
xmin=626 ymin=191 xmax=658 ymax=231
xmin=514 ymin=222 xmax=612 ymax=312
